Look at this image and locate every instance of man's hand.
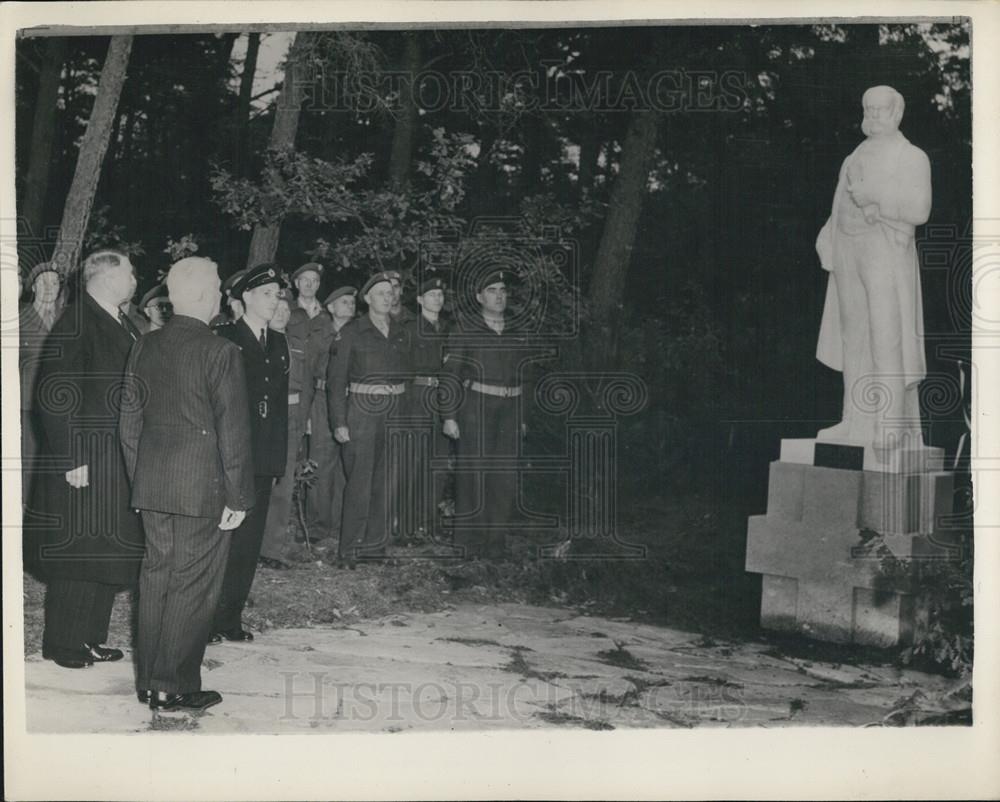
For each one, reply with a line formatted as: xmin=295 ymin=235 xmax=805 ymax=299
xmin=443 ymin=419 xmax=460 ymax=440
xmin=334 ymin=426 xmax=350 ymax=444
xmin=862 ymin=203 xmax=880 ymax=224
xmin=65 ymin=465 xmax=89 ymax=488
xmin=847 ymin=177 xmax=877 ymax=208
xmin=219 ymin=507 xmax=246 ymax=531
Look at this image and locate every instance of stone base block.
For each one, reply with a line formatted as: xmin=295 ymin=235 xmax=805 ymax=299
xmin=780 ymin=438 xmax=945 ymax=475
xmin=748 ymin=451 xmax=954 ymax=648
xmin=759 ymin=575 xmax=921 ymax=647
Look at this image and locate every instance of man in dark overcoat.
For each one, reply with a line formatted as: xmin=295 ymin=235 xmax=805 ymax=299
xmin=120 ymin=256 xmax=254 ymax=711
xmin=33 ymin=249 xmax=145 ymax=669
xmin=210 ymin=262 xmax=289 ymax=642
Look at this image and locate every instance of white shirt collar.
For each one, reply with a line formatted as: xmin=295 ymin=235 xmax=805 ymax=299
xmin=89 ymin=290 xmax=125 ymax=323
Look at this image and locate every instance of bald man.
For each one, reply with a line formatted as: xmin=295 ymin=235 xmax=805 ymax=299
xmin=120 ymin=256 xmax=254 ymax=712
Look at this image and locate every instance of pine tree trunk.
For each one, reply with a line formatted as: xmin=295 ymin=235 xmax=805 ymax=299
xmin=387 ymin=32 xmax=422 ymax=189
xmin=235 ymin=32 xmax=261 ymax=179
xmin=246 ymin=32 xmax=311 ymax=268
xmin=51 ymin=36 xmax=133 ymax=275
xmin=22 ymin=38 xmax=67 ymax=239
xmin=586 ymin=111 xmax=659 ymax=363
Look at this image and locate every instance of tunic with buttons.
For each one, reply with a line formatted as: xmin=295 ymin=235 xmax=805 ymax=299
xmin=214 ymin=317 xmax=289 ymax=477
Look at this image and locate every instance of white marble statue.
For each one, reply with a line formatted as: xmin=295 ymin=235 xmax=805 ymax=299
xmin=815 ymin=85 xmax=931 ymax=451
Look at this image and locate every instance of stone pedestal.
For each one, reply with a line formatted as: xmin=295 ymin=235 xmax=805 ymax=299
xmin=745 ymin=438 xmax=955 ymax=647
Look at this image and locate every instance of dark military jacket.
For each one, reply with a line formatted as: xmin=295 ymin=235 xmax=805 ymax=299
xmin=325 ymin=314 xmax=411 ymax=432
xmin=442 ymin=313 xmax=530 ymax=407
xmin=404 ymin=312 xmax=449 ymax=378
xmin=214 ymin=317 xmax=289 ymax=477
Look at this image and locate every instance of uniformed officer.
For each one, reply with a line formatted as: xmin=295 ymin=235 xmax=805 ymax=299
xmin=442 ymin=269 xmax=529 ymax=559
xmin=326 ymin=272 xmax=410 ymax=565
xmin=396 ymin=275 xmax=451 ymax=540
xmin=387 ymin=270 xmax=416 ymax=325
xmin=210 ymin=262 xmax=289 ymax=641
xmin=288 ymin=261 xmax=337 ymax=541
xmin=139 ymin=284 xmax=172 ymax=331
xmin=300 ymin=285 xmax=357 ymax=560
xmin=209 ymin=268 xmax=247 ymax=327
xmin=259 ymin=292 xmax=308 ymax=569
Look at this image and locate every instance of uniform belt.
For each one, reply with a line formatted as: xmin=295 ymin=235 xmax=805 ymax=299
xmin=349 ymin=382 xmax=406 ymax=396
xmin=469 ymin=381 xmax=522 ymax=398
xmin=314 ymin=378 xmax=327 ymax=390
xmin=288 ymin=392 xmax=300 ymax=405
xmin=412 ymin=376 xmax=440 ymax=387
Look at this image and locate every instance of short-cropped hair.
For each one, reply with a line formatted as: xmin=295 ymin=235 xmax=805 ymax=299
xmin=82 ymin=248 xmax=130 ymax=286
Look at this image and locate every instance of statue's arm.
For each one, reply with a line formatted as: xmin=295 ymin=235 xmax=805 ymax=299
xmin=879 ymin=147 xmax=932 ymax=226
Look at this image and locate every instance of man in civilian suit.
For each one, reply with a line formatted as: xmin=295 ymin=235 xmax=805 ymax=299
xmin=34 ymin=249 xmax=145 ymax=669
xmin=120 ymin=256 xmax=254 ymax=711
xmin=210 ymin=263 xmax=289 ymax=642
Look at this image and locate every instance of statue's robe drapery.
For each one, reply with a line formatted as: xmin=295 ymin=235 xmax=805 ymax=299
xmin=815 ymin=131 xmax=930 ymax=388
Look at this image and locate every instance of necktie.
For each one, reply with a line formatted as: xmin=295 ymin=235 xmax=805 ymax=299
xmin=118 ymin=309 xmax=141 ymax=341
xmin=259 ymin=329 xmax=267 ymax=349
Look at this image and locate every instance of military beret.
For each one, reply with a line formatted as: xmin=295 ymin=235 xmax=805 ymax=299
xmin=233 ymin=262 xmax=282 ymax=300
xmin=324 ymin=285 xmax=357 ymax=306
xmin=475 ymin=268 xmax=516 ymax=293
xmin=140 ymin=284 xmax=169 ymax=309
xmin=361 ymin=271 xmax=396 ymax=297
xmin=292 ymin=262 xmax=324 ymax=282
xmin=221 ymin=268 xmax=247 ymax=297
xmin=417 ymin=275 xmax=447 ymax=296
xmin=26 ymin=261 xmax=59 ymax=288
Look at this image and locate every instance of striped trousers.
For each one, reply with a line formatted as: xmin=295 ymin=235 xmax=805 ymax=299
xmin=137 ymin=511 xmax=230 ymax=695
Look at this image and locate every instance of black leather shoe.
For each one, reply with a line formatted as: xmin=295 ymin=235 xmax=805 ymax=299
xmin=149 ymin=690 xmax=222 ymax=712
xmin=258 ymin=556 xmax=291 ymax=570
xmin=42 ymin=647 xmax=93 ymax=669
xmin=83 ymin=643 xmax=124 ymax=662
xmin=212 ymin=628 xmax=254 ymax=643
xmin=137 ymin=689 xmax=151 ymax=704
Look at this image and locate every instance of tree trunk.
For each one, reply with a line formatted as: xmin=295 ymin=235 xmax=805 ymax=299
xmin=387 ymin=32 xmax=422 ymax=189
xmin=246 ymin=32 xmax=311 ymax=268
xmin=21 ymin=38 xmax=67 ymax=239
xmin=586 ymin=111 xmax=659 ymax=363
xmin=235 ymin=32 xmax=261 ymax=179
xmin=577 ymin=115 xmax=599 ymax=198
xmin=51 ymin=36 xmax=133 ymax=275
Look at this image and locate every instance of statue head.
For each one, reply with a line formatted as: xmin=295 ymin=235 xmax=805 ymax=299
xmin=861 ymin=85 xmax=904 ymax=138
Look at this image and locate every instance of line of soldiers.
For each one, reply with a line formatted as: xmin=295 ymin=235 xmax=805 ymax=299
xmin=19 ymin=249 xmax=533 ymax=713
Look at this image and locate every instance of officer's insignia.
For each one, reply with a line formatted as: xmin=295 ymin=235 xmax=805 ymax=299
xmin=267 ymin=268 xmax=276 ymax=278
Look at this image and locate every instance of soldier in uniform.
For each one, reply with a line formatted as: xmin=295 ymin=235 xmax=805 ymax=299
xmin=301 ymin=284 xmax=357 ymax=562
xmin=442 ymin=269 xmax=529 ymax=559
xmin=287 ymin=262 xmax=338 ymax=542
xmin=210 ymin=262 xmax=289 ymax=642
xmin=259 ymin=292 xmax=307 ymax=569
xmin=397 ymin=275 xmax=451 ymax=541
xmin=326 ymin=272 xmax=410 ymax=565
xmin=209 ymin=268 xmax=247 ymax=328
xmin=139 ymin=284 xmax=172 ymax=332
xmin=388 ymin=270 xmax=416 ymax=325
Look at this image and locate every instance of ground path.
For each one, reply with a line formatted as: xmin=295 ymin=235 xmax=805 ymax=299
xmin=24 ymin=603 xmax=960 ymax=732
